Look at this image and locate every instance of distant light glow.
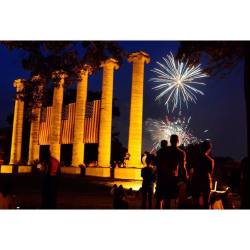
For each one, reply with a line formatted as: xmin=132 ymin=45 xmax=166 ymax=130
xmin=150 ymin=52 xmax=208 ymax=112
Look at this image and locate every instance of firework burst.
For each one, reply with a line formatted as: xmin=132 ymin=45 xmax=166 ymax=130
xmin=145 ymin=116 xmax=208 ymax=151
xmin=150 ymin=52 xmax=208 ymax=112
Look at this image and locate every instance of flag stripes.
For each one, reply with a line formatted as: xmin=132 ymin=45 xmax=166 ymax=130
xmin=39 ymin=107 xmax=52 ymax=145
xmin=61 ymin=103 xmax=75 ymax=144
xmin=84 ymin=100 xmax=101 ymax=143
xmin=38 ymin=100 xmax=100 ymax=145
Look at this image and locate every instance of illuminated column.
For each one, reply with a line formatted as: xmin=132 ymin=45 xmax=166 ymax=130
xmin=50 ymin=71 xmax=67 ymax=162
xmin=98 ymin=58 xmax=119 ymax=167
xmin=72 ymin=65 xmax=92 ymax=167
xmin=127 ymin=51 xmax=150 ymax=168
xmin=9 ymin=79 xmax=25 ymax=164
xmin=28 ymin=107 xmax=41 ymax=164
xmin=28 ymin=76 xmax=43 ymax=165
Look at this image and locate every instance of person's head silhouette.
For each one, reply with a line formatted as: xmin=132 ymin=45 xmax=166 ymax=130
xmin=201 ymin=140 xmax=212 ymax=154
xmin=170 ymin=134 xmax=179 ymax=147
xmin=160 ymin=140 xmax=168 ymax=149
xmin=146 ymin=154 xmax=153 ymax=166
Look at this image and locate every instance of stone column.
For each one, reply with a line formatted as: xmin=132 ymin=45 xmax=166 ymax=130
xmin=127 ymin=51 xmax=150 ymax=168
xmin=98 ymin=58 xmax=119 ymax=168
xmin=72 ymin=65 xmax=92 ymax=167
xmin=28 ymin=76 xmax=43 ymax=165
xmin=9 ymin=79 xmax=25 ymax=164
xmin=50 ymin=71 xmax=67 ymax=162
xmin=28 ymin=107 xmax=41 ymax=165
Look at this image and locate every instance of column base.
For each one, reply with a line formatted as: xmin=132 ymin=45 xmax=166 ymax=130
xmin=85 ymin=167 xmax=110 ymax=178
xmin=0 ymin=165 xmax=13 ymax=174
xmin=61 ymin=166 xmax=81 ymax=175
xmin=18 ymin=165 xmax=32 ymax=173
xmin=114 ymin=167 xmax=142 ymax=180
xmin=72 ymin=142 xmax=85 ymax=167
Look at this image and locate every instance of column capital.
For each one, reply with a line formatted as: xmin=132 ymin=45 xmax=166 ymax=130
xmin=31 ymin=75 xmax=44 ymax=88
xmin=78 ymin=64 xmax=93 ymax=78
xmin=100 ymin=58 xmax=119 ymax=70
xmin=52 ymin=70 xmax=68 ymax=83
xmin=31 ymin=74 xmax=45 ymax=82
xmin=128 ymin=51 xmax=150 ymax=64
xmin=13 ymin=79 xmax=25 ymax=92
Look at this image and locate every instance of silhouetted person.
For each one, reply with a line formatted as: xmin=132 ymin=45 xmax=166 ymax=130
xmin=240 ymin=156 xmax=250 ymax=208
xmin=127 ymin=188 xmax=133 ymax=196
xmin=0 ymin=177 xmax=17 ymax=209
xmin=163 ymin=135 xmax=188 ymax=208
xmin=123 ymin=152 xmax=130 ymax=168
xmin=41 ymin=149 xmax=60 ymax=209
xmin=192 ymin=141 xmax=214 ymax=209
xmin=141 ymin=151 xmax=150 ymax=167
xmin=113 ymin=185 xmax=128 ymax=209
xmin=141 ymin=154 xmax=156 ymax=209
xmin=155 ymin=140 xmax=168 ymax=208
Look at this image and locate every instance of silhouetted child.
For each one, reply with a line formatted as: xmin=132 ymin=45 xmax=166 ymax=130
xmin=141 ymin=154 xmax=156 ymax=209
xmin=113 ymin=185 xmax=128 ymax=209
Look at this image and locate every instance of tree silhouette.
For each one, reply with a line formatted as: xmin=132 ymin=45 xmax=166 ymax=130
xmin=0 ymin=41 xmax=126 ymax=108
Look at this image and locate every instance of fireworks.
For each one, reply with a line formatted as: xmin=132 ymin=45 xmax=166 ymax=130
xmin=150 ymin=52 xmax=208 ymax=112
xmin=145 ymin=116 xmax=207 ymax=151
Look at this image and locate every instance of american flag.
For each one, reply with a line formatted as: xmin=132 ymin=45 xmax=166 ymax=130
xmin=39 ymin=100 xmax=101 ymax=145
xmin=39 ymin=107 xmax=52 ymax=145
xmin=84 ymin=100 xmax=101 ymax=143
xmin=61 ymin=103 xmax=75 ymax=144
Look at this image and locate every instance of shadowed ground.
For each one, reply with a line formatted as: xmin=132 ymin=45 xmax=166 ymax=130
xmin=0 ymin=174 xmax=142 ymax=209
xmin=0 ymin=174 xmax=241 ymax=209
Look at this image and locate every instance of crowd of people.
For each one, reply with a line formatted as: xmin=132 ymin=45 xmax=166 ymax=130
xmin=140 ymin=134 xmax=215 ymax=209
xmin=111 ymin=134 xmax=218 ymax=209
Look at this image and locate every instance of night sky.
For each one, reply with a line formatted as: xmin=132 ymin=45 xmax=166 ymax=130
xmin=0 ymin=41 xmax=247 ymax=160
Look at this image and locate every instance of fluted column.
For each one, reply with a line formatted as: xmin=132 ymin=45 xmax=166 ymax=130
xmin=28 ymin=76 xmax=43 ymax=165
xmin=72 ymin=65 xmax=92 ymax=167
xmin=127 ymin=51 xmax=150 ymax=168
xmin=28 ymin=107 xmax=41 ymax=164
xmin=98 ymin=58 xmax=119 ymax=167
xmin=50 ymin=71 xmax=67 ymax=162
xmin=9 ymin=79 xmax=25 ymax=164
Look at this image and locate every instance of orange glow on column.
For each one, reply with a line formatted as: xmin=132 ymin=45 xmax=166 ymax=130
xmin=98 ymin=59 xmax=119 ymax=167
xmin=9 ymin=79 xmax=25 ymax=165
xmin=127 ymin=51 xmax=150 ymax=168
xmin=28 ymin=107 xmax=41 ymax=164
xmin=72 ymin=66 xmax=92 ymax=167
xmin=50 ymin=71 xmax=67 ymax=162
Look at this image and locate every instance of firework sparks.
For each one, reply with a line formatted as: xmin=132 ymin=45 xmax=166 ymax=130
xmin=150 ymin=52 xmax=208 ymax=112
xmin=145 ymin=116 xmax=206 ymax=151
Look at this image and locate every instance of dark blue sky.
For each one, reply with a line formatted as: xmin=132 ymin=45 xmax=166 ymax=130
xmin=0 ymin=42 xmax=247 ymax=160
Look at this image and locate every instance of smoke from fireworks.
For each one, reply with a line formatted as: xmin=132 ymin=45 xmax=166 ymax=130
xmin=150 ymin=53 xmax=208 ymax=112
xmin=145 ymin=116 xmax=209 ymax=151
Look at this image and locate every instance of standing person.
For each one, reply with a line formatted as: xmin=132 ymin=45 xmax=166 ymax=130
xmin=0 ymin=177 xmax=17 ymax=209
xmin=141 ymin=154 xmax=156 ymax=209
xmin=41 ymin=148 xmax=60 ymax=209
xmin=192 ymin=141 xmax=214 ymax=209
xmin=123 ymin=152 xmax=130 ymax=168
xmin=141 ymin=151 xmax=150 ymax=167
xmin=163 ymin=135 xmax=188 ymax=208
xmin=155 ymin=140 xmax=168 ymax=208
